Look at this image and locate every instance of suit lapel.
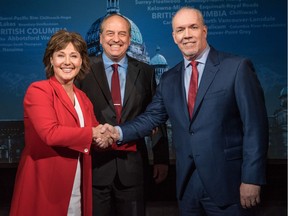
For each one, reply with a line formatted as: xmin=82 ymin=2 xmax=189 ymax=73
xmin=168 ymin=62 xmax=191 ymax=124
xmin=91 ymin=56 xmax=115 ymax=111
xmin=178 ymin=62 xmax=191 ymax=121
xmin=122 ymin=57 xmax=140 ymax=111
xmin=74 ymin=89 xmax=91 ymax=127
xmin=191 ymin=47 xmax=220 ymax=121
xmin=49 ymin=77 xmax=79 ymax=124
xmin=91 ymin=55 xmax=141 ymax=121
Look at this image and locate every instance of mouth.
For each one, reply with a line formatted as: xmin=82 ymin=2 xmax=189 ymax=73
xmin=61 ymin=67 xmax=74 ymax=73
xmin=183 ymin=41 xmax=196 ymax=48
xmin=183 ymin=40 xmax=196 ymax=45
xmin=110 ymin=44 xmax=122 ymax=50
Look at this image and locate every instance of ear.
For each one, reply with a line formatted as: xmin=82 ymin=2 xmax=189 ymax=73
xmin=172 ymin=31 xmax=177 ymax=44
xmin=99 ymin=34 xmax=103 ymax=45
xmin=203 ymin=25 xmax=208 ymax=38
xmin=128 ymin=35 xmax=131 ymax=46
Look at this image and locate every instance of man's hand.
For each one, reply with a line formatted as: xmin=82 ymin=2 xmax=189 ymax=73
xmin=100 ymin=123 xmax=120 ymax=141
xmin=240 ymin=183 xmax=261 ymax=209
xmin=92 ymin=124 xmax=113 ymax=149
xmin=92 ymin=123 xmax=121 ymax=149
xmin=153 ymin=164 xmax=168 ymax=184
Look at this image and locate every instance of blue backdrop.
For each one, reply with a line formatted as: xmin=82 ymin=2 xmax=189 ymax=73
xmin=0 ymin=0 xmax=286 ymax=158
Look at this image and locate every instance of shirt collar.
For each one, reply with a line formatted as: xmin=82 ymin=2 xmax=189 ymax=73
xmin=184 ymin=45 xmax=210 ymax=68
xmin=102 ymin=52 xmax=128 ymax=70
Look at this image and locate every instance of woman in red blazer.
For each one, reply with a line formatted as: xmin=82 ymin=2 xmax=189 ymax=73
xmin=9 ymin=30 xmax=110 ymax=216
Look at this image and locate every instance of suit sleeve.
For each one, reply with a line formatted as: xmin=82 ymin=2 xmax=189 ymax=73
xmin=147 ymin=66 xmax=169 ymax=165
xmin=24 ymin=82 xmax=93 ymax=153
xmin=235 ymin=58 xmax=269 ymax=185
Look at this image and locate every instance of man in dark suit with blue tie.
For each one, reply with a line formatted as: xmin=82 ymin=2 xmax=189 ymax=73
xmin=105 ymin=6 xmax=269 ymax=216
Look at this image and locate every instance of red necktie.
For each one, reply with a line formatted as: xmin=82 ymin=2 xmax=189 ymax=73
xmin=111 ymin=64 xmax=136 ymax=151
xmin=111 ymin=64 xmax=122 ymax=123
xmin=188 ymin=61 xmax=199 ymax=118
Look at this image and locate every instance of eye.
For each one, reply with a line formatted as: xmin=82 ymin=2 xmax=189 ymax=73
xmin=71 ymin=54 xmax=78 ymax=58
xmin=191 ymin=24 xmax=199 ymax=30
xmin=119 ymin=32 xmax=127 ymax=37
xmin=106 ymin=31 xmax=114 ymax=36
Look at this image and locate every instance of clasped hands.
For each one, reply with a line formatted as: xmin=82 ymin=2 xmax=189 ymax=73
xmin=92 ymin=124 xmax=120 ymax=149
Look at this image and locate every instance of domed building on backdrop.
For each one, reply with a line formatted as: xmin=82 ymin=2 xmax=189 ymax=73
xmin=86 ymin=0 xmax=150 ymax=63
xmin=150 ymin=46 xmax=169 ymax=84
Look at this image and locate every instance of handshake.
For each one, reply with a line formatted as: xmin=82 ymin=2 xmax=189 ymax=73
xmin=92 ymin=124 xmax=120 ymax=149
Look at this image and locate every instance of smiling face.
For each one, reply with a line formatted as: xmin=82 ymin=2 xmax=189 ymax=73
xmin=50 ymin=42 xmax=82 ymax=85
xmin=172 ymin=8 xmax=208 ymax=61
xmin=100 ymin=14 xmax=131 ymax=62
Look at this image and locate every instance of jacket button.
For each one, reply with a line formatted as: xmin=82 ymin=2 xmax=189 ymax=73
xmin=84 ymin=148 xmax=89 ymax=153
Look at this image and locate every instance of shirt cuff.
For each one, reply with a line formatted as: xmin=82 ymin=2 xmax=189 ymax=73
xmin=114 ymin=126 xmax=123 ymax=144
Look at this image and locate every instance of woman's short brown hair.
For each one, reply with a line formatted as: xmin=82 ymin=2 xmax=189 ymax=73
xmin=43 ymin=29 xmax=90 ymax=80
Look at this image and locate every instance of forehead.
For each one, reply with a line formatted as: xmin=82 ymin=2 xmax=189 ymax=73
xmin=55 ymin=42 xmax=78 ymax=53
xmin=172 ymin=9 xmax=200 ymax=29
xmin=102 ymin=16 xmax=129 ymax=31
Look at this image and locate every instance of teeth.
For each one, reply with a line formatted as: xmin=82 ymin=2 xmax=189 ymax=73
xmin=62 ymin=68 xmax=73 ymax=72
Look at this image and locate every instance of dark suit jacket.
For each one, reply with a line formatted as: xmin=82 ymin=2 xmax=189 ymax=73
xmin=120 ymin=46 xmax=269 ymax=206
xmin=77 ymin=55 xmax=169 ymax=187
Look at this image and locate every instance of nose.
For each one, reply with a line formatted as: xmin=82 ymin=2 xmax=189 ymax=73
xmin=113 ymin=34 xmax=120 ymax=42
xmin=184 ymin=28 xmax=192 ymax=38
xmin=64 ymin=56 xmax=71 ymax=64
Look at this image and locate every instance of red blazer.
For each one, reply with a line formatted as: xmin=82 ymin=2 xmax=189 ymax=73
xmin=10 ymin=77 xmax=98 ymax=216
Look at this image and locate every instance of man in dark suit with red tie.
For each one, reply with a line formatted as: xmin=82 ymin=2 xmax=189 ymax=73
xmin=108 ymin=7 xmax=269 ymax=216
xmin=76 ymin=13 xmax=169 ymax=216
